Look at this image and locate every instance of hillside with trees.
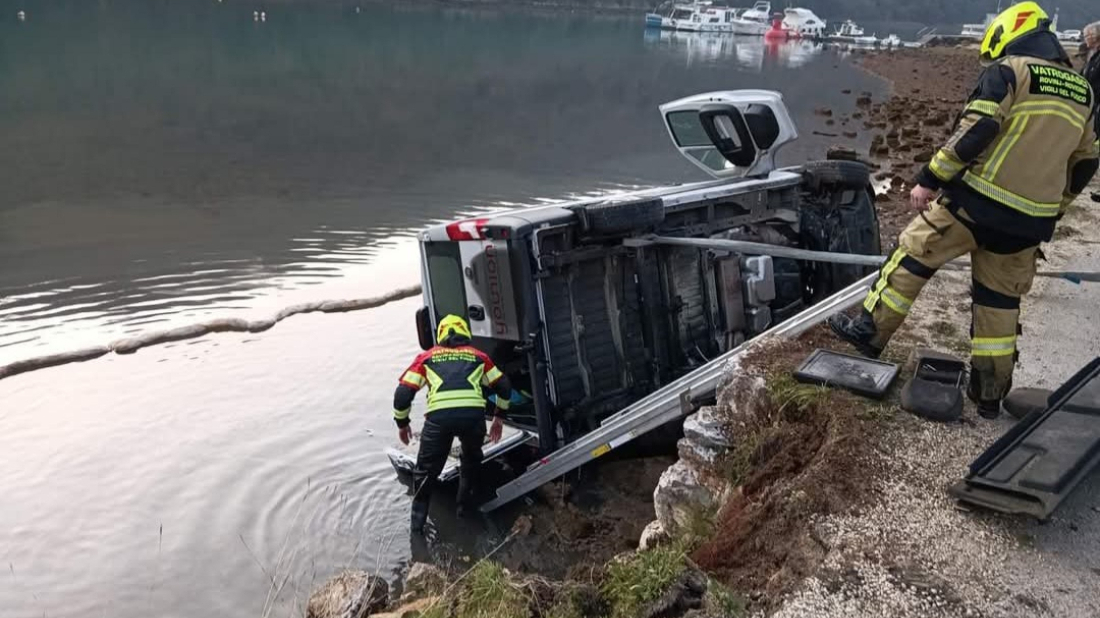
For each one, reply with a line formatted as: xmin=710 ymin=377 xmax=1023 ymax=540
xmin=798 ymin=0 xmax=1095 ymax=29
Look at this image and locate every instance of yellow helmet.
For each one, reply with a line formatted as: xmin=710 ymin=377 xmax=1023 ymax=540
xmin=980 ymin=2 xmax=1050 ymax=64
xmin=436 ymin=314 xmax=472 ymax=344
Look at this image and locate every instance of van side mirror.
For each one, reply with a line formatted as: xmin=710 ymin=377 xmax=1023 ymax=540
xmin=415 ymin=306 xmax=434 ymax=351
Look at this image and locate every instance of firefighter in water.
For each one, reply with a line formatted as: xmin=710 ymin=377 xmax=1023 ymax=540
xmin=393 ymin=314 xmax=512 ymax=534
xmin=830 ymin=2 xmax=1099 ymax=418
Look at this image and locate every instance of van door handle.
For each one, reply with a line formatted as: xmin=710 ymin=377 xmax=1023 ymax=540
xmin=468 ymin=305 xmax=486 ymax=321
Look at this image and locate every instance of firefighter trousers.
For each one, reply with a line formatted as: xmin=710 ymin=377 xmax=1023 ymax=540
xmin=411 ymin=413 xmax=486 ymax=529
xmin=863 ymin=199 xmax=1039 ymax=401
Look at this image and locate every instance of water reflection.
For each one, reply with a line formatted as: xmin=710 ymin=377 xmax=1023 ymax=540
xmin=643 ymin=30 xmax=824 ymax=70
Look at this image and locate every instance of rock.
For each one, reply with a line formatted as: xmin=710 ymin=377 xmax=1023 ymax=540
xmin=654 ymin=461 xmax=716 ymax=534
xmin=370 ymin=596 xmax=441 ymax=618
xmin=913 ymin=150 xmax=935 ymax=163
xmin=825 ymin=119 xmax=835 ymax=126
xmin=403 ymin=562 xmax=447 ymax=599
xmin=826 ymin=145 xmax=859 ymax=161
xmin=639 ymin=520 xmax=670 ymax=551
xmin=856 ymin=95 xmax=873 ymax=107
xmin=843 ymin=131 xmax=858 ymax=139
xmin=925 ymin=110 xmax=951 ymax=126
xmin=841 ymin=89 xmax=852 ymax=94
xmin=683 ymin=408 xmax=733 ymax=451
xmin=814 ymin=107 xmax=833 ymax=117
xmin=306 ymin=570 xmax=388 ymax=618
xmin=678 ymin=438 xmax=724 ymax=466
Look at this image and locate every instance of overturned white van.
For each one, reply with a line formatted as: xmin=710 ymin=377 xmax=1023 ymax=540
xmin=393 ymin=90 xmax=880 ymax=511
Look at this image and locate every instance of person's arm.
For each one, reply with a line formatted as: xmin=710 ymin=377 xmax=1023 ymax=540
xmin=479 ymin=354 xmax=513 ymax=418
xmin=392 ymin=353 xmax=429 ymax=442
xmin=1063 ymin=109 xmax=1099 ymax=208
xmin=915 ymin=63 xmax=1017 ymax=191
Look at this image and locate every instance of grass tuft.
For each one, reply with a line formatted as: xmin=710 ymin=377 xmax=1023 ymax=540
xmin=708 ymin=578 xmax=748 ymax=617
xmin=601 ymin=545 xmax=687 ymax=618
xmin=766 ymin=373 xmax=830 ymax=423
xmin=455 ymin=562 xmax=528 ymax=618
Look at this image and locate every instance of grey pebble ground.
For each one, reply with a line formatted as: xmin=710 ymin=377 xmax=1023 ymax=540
xmin=770 ymin=181 xmax=1100 ymax=618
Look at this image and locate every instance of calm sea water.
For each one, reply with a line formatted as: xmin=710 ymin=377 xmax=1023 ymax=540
xmin=0 ymin=2 xmax=881 ymax=616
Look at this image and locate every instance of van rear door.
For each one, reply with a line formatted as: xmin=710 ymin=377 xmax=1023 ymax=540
xmin=460 ymin=238 xmax=520 ymax=341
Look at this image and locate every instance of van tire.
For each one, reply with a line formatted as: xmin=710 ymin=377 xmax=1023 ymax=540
xmin=802 ymin=160 xmax=870 ymax=191
xmin=581 ymin=198 xmax=665 ymax=235
xmin=800 ymin=187 xmax=881 ymax=300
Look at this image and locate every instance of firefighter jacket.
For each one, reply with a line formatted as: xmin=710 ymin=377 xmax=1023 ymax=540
xmin=392 ymin=343 xmax=512 ymax=427
xmin=917 ymin=31 xmax=1100 ymax=243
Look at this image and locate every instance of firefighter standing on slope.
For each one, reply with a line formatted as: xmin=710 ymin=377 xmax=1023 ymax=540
xmin=830 ymin=2 xmax=1099 ymax=418
xmin=393 ymin=314 xmax=512 ymax=534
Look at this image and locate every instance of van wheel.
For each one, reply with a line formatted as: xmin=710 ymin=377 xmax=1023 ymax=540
xmin=802 ymin=160 xmax=871 ymax=191
xmin=800 ymin=186 xmax=881 ymax=301
xmin=580 ymin=197 xmax=665 ymax=235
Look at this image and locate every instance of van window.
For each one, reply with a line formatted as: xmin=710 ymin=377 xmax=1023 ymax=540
xmin=425 ymin=242 xmax=467 ymax=321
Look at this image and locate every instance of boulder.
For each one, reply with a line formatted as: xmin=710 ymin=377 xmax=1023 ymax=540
xmin=403 ymin=562 xmax=447 ymax=599
xmin=639 ymin=520 xmax=670 ymax=551
xmin=306 ymin=570 xmax=388 ymax=618
xmin=654 ymin=461 xmax=717 ymax=534
xmin=682 ymin=408 xmax=733 ymax=451
xmin=643 ymin=568 xmax=708 ymax=618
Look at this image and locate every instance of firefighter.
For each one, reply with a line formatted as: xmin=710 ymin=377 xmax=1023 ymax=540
xmin=830 ymin=2 xmax=1099 ymax=418
xmin=393 ymin=314 xmax=512 ymax=534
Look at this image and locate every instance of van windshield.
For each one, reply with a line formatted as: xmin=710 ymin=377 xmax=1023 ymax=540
xmin=425 ymin=242 xmax=467 ymax=321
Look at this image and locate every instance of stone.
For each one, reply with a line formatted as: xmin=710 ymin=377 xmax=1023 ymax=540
xmin=814 ymin=107 xmax=833 ymax=116
xmin=370 ymin=596 xmax=441 ymax=618
xmin=683 ymin=407 xmax=734 ymax=451
xmin=654 ymin=461 xmax=716 ymax=534
xmin=678 ymin=437 xmax=724 ymax=466
xmin=913 ymin=150 xmax=935 ymax=163
xmin=306 ymin=570 xmax=388 ymax=618
xmin=403 ymin=562 xmax=447 ymax=599
xmin=639 ymin=520 xmax=670 ymax=551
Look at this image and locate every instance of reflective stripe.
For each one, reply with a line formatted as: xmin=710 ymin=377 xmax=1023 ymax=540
xmin=879 ymin=287 xmax=914 ymax=315
xmin=965 ymin=99 xmax=1000 ymax=117
xmin=863 ymin=249 xmax=906 ymax=313
xmin=495 ymin=396 xmax=511 ymax=411
xmin=984 ymin=115 xmax=1028 ymax=181
xmin=929 ymin=150 xmax=965 ymax=181
xmin=1012 ymin=108 xmax=1086 ymax=130
xmin=401 ymin=371 xmax=425 ymax=387
xmin=485 ymin=365 xmax=504 ymax=385
xmin=1012 ymin=100 xmax=1087 ymax=127
xmin=972 ymin=335 xmax=1017 ymax=357
xmin=427 ymin=390 xmax=486 ymax=412
xmin=394 ymin=408 xmax=411 ymax=421
xmin=962 ymin=172 xmax=1061 ymax=217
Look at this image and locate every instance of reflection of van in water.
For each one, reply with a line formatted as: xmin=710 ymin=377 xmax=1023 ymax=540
xmin=392 ymin=90 xmax=881 ymax=511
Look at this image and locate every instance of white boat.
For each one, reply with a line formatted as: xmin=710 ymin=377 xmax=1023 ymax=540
xmin=646 ymin=1 xmax=741 ymax=33
xmin=961 ymin=12 xmax=996 ymax=39
xmin=783 ymin=7 xmax=827 ymax=39
xmin=730 ymin=1 xmax=771 ymax=36
xmin=832 ymin=20 xmax=865 ymax=38
xmin=881 ymin=34 xmax=902 ymax=47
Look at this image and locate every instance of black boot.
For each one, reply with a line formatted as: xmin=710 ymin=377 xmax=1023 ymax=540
xmin=411 ymin=501 xmax=429 ymax=535
xmin=967 ymin=371 xmax=1004 ymax=420
xmin=827 ymin=312 xmax=883 ymax=359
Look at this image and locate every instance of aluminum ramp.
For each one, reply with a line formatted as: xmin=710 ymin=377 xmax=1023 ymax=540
xmin=479 ymin=272 xmax=875 ymax=512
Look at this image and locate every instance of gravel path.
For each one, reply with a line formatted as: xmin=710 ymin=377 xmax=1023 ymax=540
xmin=769 ymin=184 xmax=1100 ymax=617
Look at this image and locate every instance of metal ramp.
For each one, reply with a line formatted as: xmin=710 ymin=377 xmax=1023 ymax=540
xmin=951 ymin=357 xmax=1100 ymax=519
xmin=479 ymin=272 xmax=875 ymax=512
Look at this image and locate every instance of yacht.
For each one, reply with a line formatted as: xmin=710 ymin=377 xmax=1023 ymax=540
xmin=731 ymin=1 xmax=771 ymax=36
xmin=832 ymin=20 xmax=865 ymax=39
xmin=783 ymin=7 xmax=827 ymax=39
xmin=646 ymin=1 xmax=739 ymax=33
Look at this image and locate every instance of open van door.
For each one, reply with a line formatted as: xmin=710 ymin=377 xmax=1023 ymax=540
xmin=660 ymin=90 xmax=797 ymax=179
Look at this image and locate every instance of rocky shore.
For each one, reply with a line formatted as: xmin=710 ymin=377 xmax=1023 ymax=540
xmin=306 ymin=46 xmax=1100 ymax=618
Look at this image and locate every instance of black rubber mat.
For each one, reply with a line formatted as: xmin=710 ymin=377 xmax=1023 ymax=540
xmin=793 ymin=349 xmax=899 ymax=399
xmin=951 ymin=357 xmax=1100 ymax=519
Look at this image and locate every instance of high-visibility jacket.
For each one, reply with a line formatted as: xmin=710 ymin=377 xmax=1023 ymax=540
xmin=392 ymin=344 xmax=512 ymax=427
xmin=917 ymin=32 xmax=1099 ymax=242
